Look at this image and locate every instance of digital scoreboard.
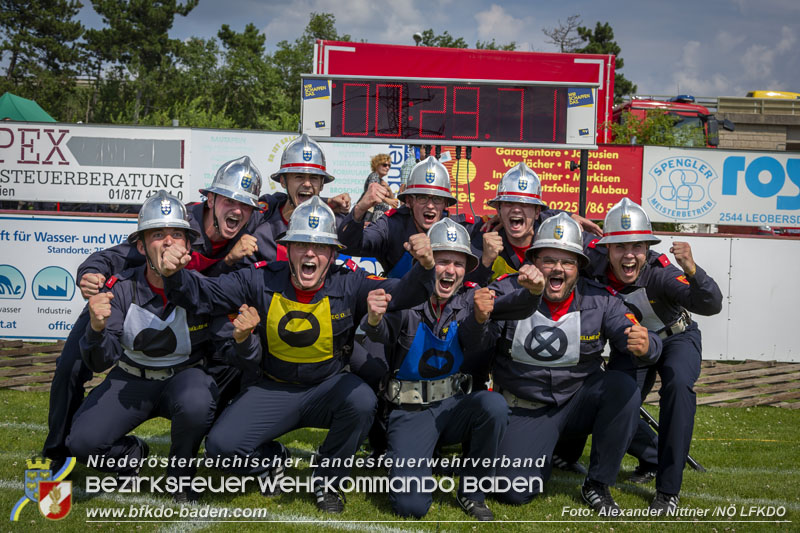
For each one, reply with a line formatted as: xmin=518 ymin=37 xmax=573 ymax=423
xmin=301 ymin=75 xmax=598 ymax=149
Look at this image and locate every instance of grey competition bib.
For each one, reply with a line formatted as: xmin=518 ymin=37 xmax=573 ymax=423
xmin=510 ymin=310 xmax=581 ymax=367
xmin=121 ymin=304 xmax=191 ymax=368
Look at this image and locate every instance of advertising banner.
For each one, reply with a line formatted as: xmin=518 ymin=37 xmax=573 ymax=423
xmin=0 ymin=124 xmax=190 ymax=204
xmin=441 ymin=145 xmax=642 ymax=219
xmin=642 ymin=146 xmax=800 ymax=226
xmin=0 ymin=214 xmax=137 ymax=340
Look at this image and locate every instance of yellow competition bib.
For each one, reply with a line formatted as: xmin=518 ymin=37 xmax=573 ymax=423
xmin=266 ymin=294 xmax=334 ymax=363
xmin=491 ymin=256 xmax=518 ymax=281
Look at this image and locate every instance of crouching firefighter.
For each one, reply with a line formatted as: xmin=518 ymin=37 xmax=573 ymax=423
xmin=66 ymin=191 xmax=223 ymax=503
xmin=359 ymin=217 xmax=546 ymax=521
xmin=158 ymin=196 xmax=438 ymax=514
xmin=462 ymin=213 xmax=663 ymax=514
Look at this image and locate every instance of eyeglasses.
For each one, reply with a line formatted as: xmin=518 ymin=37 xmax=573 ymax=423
xmin=379 ymin=163 xmax=390 ymax=168
xmin=412 ymin=194 xmax=446 ymax=206
xmin=539 ymin=256 xmax=579 ymax=270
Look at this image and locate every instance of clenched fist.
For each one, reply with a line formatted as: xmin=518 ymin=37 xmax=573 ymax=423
xmin=517 ymin=264 xmax=545 ymax=295
xmin=327 ymin=193 xmax=352 ymax=214
xmin=79 ymin=273 xmax=106 ymax=300
xmin=473 ymin=287 xmax=496 ymax=324
xmin=88 ymin=292 xmax=114 ymax=332
xmin=160 ymin=243 xmax=192 ymax=277
xmin=625 ymin=323 xmax=650 ymax=357
xmin=670 ymin=241 xmax=696 ymax=277
xmin=481 ymin=231 xmax=504 ymax=268
xmin=404 ymin=233 xmax=435 ymax=270
xmin=225 ymin=234 xmax=259 ymax=266
xmin=232 ymin=304 xmax=261 ymax=344
xmin=366 ymin=289 xmax=392 ymax=327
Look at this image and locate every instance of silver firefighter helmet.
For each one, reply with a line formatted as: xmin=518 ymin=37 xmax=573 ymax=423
xmin=128 ymin=190 xmax=200 ymax=244
xmin=427 ymin=217 xmax=479 ymax=272
xmin=526 ymin=212 xmax=589 ymax=267
xmin=200 ymin=156 xmax=263 ymax=208
xmin=488 ymin=162 xmax=548 ymax=209
xmin=270 ymin=133 xmax=334 ymax=184
xmin=278 ymin=196 xmax=344 ymax=249
xmin=596 ymin=197 xmax=661 ymax=245
xmin=396 ymin=156 xmax=456 ymax=206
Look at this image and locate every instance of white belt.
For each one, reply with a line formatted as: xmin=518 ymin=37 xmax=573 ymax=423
xmin=385 ymin=373 xmax=472 ymax=406
xmin=117 ymin=359 xmax=202 ymax=381
xmin=500 ymin=389 xmax=548 ymax=410
xmin=658 ymin=310 xmax=691 ymax=340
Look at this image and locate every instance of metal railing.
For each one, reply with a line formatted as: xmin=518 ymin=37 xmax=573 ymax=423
xmin=716 ymin=97 xmax=800 ymax=116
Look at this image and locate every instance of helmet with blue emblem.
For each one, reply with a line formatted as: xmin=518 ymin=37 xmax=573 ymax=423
xmin=270 ymin=133 xmax=334 ymax=184
xmin=597 ymin=197 xmax=661 ymax=245
xmin=488 ymin=162 xmax=547 ymax=208
xmin=526 ymin=212 xmax=589 ymax=267
xmin=128 ymin=190 xmax=200 ymax=244
xmin=427 ymin=218 xmax=479 ymax=272
xmin=199 ymin=156 xmax=263 ymax=208
xmin=278 ymin=196 xmax=344 ymax=249
xmin=396 ymin=156 xmax=456 ymax=206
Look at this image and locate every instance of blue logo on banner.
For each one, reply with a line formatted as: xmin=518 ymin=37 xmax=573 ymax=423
xmin=0 ymin=265 xmax=25 ymax=300
xmin=303 ymin=79 xmax=330 ymax=100
xmin=647 ymin=156 xmax=718 ymax=220
xmin=32 ymin=267 xmax=75 ymax=301
xmin=579 ymin=128 xmax=590 ymax=136
xmin=568 ymin=88 xmax=594 ymax=108
xmin=314 ymin=120 xmax=326 ymax=128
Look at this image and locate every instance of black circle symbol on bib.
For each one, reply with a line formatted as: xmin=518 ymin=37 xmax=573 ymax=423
xmin=133 ymin=327 xmax=178 ymax=358
xmin=524 ymin=326 xmax=568 ymax=362
xmin=277 ymin=311 xmax=320 ymax=348
xmin=418 ymin=348 xmax=455 ymax=378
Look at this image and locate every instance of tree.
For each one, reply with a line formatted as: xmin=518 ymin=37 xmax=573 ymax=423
xmin=417 ymin=29 xmax=468 ymax=48
xmin=0 ymin=0 xmax=85 ymax=120
xmin=85 ymin=0 xmax=199 ymax=123
xmin=574 ymin=22 xmax=636 ymax=103
xmin=608 ymin=110 xmax=705 ymax=147
xmin=542 ymin=15 xmax=582 ymax=52
xmin=475 ymin=39 xmax=516 ymax=51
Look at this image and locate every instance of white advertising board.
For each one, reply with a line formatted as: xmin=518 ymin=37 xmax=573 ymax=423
xmin=642 ymin=146 xmax=800 ymax=227
xmin=188 ymin=129 xmax=408 ymax=201
xmin=0 ymin=124 xmax=191 ymax=204
xmin=0 ymin=214 xmax=137 ymax=341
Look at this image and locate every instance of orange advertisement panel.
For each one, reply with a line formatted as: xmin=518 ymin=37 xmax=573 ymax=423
xmin=441 ymin=145 xmax=643 ymax=220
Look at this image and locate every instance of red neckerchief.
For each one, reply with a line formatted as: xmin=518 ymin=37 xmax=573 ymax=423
xmin=292 ymin=282 xmax=324 ymax=304
xmin=606 ymin=266 xmax=628 ymax=292
xmin=210 ymin=239 xmax=229 ymax=255
xmin=544 ymin=291 xmax=575 ymax=321
xmin=147 ymin=280 xmax=168 ymax=308
xmin=510 ymin=244 xmax=528 ymax=266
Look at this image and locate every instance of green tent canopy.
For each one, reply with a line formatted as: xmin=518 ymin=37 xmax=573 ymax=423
xmin=0 ymin=92 xmax=56 ymax=122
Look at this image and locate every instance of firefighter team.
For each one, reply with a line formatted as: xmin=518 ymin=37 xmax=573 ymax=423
xmin=42 ymin=134 xmax=723 ymax=520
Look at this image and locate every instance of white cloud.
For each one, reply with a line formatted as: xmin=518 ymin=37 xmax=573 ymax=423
xmin=474 ymin=4 xmax=529 ymax=42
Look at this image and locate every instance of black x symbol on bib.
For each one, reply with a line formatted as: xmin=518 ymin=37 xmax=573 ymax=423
xmin=525 ymin=325 xmax=568 ymax=362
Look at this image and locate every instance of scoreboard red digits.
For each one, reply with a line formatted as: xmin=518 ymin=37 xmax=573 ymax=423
xmin=330 ymin=79 xmax=568 ymax=144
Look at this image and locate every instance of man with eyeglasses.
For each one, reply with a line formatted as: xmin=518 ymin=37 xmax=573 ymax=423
xmin=463 ymin=213 xmax=662 ymax=515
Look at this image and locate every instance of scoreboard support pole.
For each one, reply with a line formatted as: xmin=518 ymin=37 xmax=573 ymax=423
xmin=579 ymin=148 xmax=589 ymax=217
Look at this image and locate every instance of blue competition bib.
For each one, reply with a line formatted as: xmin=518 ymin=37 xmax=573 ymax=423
xmin=387 ymin=251 xmax=413 ymax=279
xmin=396 ymin=321 xmax=464 ymax=380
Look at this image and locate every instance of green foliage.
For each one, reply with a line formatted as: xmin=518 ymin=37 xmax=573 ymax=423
xmin=475 ymin=38 xmax=516 ymax=51
xmin=574 ymin=22 xmax=637 ymax=103
xmin=273 ymin=13 xmax=350 ymax=126
xmin=418 ymin=29 xmax=468 ymax=48
xmin=609 ymin=110 xmax=706 ymax=147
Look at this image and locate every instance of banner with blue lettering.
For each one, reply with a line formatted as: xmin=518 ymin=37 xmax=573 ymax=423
xmin=0 ymin=214 xmax=137 ymax=340
xmin=642 ymin=146 xmax=800 ymax=226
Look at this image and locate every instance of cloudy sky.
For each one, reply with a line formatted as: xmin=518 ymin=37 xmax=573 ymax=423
xmin=78 ymin=0 xmax=800 ymax=97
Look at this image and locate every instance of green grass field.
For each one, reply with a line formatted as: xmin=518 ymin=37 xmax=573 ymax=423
xmin=1 ymin=389 xmax=798 ymax=532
